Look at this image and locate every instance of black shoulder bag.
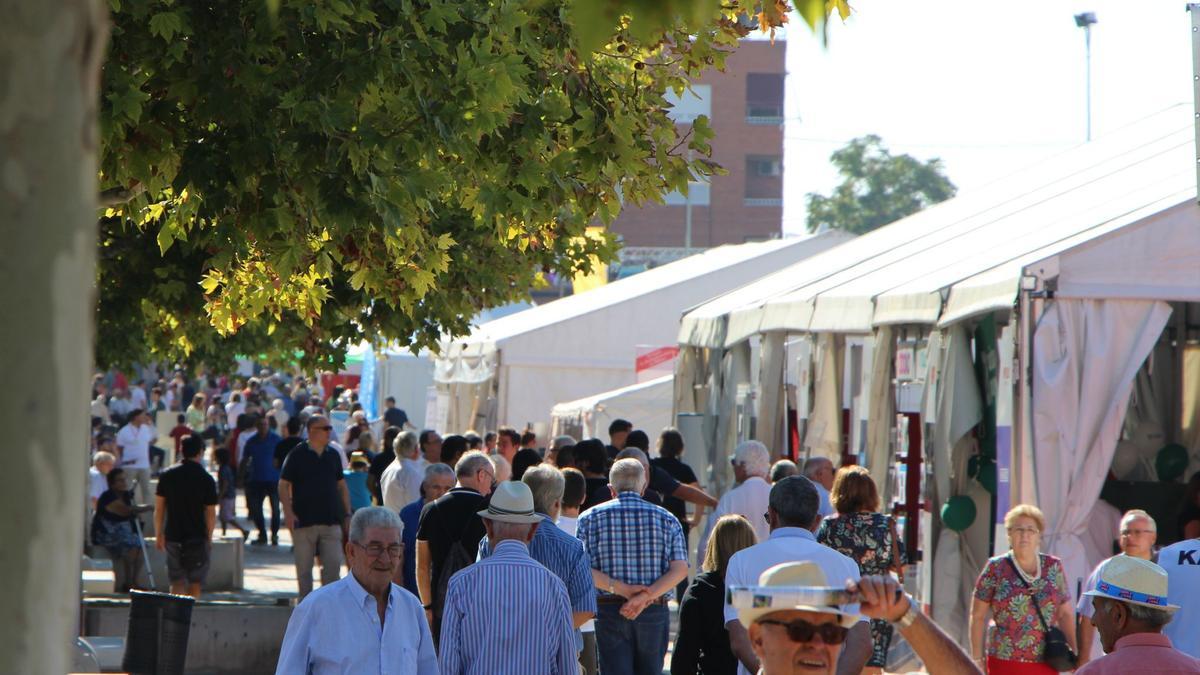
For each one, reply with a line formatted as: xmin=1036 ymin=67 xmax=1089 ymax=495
xmin=1006 ymin=555 xmax=1077 ymax=671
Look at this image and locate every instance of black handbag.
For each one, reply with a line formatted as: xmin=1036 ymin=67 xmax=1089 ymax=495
xmin=1006 ymin=555 xmax=1077 ymax=671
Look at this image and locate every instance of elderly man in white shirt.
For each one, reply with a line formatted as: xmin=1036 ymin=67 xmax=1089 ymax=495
xmin=381 ymin=430 xmax=424 ymax=513
xmin=698 ymin=440 xmax=773 ymax=559
xmin=803 ymin=457 xmax=837 ymax=518
xmin=723 ymin=475 xmax=873 ymax=675
xmin=276 ymin=506 xmax=437 ymax=675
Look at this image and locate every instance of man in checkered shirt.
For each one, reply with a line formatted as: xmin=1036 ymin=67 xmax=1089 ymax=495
xmin=576 ymin=457 xmax=689 ymax=675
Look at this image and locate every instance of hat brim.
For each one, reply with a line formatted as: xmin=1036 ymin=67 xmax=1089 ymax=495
xmin=476 ymin=508 xmax=543 ymax=525
xmin=1082 ymin=589 xmax=1179 ymax=613
xmin=733 ymin=587 xmax=860 ymax=628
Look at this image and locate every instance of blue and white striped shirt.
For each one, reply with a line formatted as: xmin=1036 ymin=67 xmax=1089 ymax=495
xmin=439 ymin=539 xmax=578 ymax=675
xmin=576 ymin=491 xmax=688 ymax=598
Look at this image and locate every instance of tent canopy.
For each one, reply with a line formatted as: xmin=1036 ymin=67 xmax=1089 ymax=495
xmin=550 ymin=375 xmax=674 ymax=440
xmin=749 ymin=105 xmax=1194 ymax=334
xmin=436 ymin=234 xmax=848 ymax=429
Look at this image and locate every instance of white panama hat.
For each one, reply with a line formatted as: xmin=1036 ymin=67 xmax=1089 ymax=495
xmin=730 ymin=561 xmax=861 ymax=628
xmin=477 ymin=481 xmax=544 ymax=525
xmin=1082 ymin=555 xmax=1179 ymax=612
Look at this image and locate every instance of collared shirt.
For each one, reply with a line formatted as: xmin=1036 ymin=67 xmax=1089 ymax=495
xmin=697 ymin=475 xmax=772 ymax=560
xmin=439 ymin=540 xmax=578 ymax=675
xmin=723 ymin=527 xmax=862 ymax=675
xmin=480 ymin=514 xmax=597 ymax=650
xmin=1160 ymin=538 xmax=1200 ymax=658
xmin=279 ymin=442 xmax=345 ymax=528
xmin=1075 ymin=633 xmax=1200 ymax=674
xmin=576 ymin=491 xmax=687 ymax=598
xmin=115 ymin=422 xmax=155 ymax=469
xmin=381 ymin=456 xmax=424 ymax=513
xmin=275 ymin=573 xmax=437 ymax=675
xmin=243 ymin=431 xmax=282 ymax=483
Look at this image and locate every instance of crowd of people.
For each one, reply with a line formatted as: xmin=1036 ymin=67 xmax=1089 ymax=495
xmin=83 ymin=368 xmax=1200 ymax=674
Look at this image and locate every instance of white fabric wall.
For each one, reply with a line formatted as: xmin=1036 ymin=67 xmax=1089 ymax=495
xmin=866 ymin=327 xmax=894 ymax=502
xmin=1032 ymin=298 xmax=1173 ymax=603
xmin=803 ymin=334 xmax=843 ymax=460
xmin=757 ymin=333 xmax=787 ymax=459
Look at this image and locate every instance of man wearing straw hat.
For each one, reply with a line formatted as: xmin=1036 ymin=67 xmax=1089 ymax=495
xmin=1075 ymin=556 xmax=1199 ymax=673
xmin=438 ymin=480 xmax=578 ymax=675
xmin=730 ymin=561 xmax=981 ymax=675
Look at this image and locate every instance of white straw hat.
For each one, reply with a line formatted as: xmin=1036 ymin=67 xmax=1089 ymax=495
xmin=730 ymin=561 xmax=861 ymax=628
xmin=1082 ymin=555 xmax=1178 ymax=612
xmin=477 ymin=481 xmax=544 ymax=524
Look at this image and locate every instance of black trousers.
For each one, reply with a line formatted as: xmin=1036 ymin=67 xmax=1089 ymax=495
xmin=245 ymin=480 xmax=280 ymax=537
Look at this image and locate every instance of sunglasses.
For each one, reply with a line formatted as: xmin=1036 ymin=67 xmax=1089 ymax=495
xmin=757 ymin=618 xmax=849 ymax=645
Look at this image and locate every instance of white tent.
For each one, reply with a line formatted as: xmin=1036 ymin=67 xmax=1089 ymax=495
xmin=550 ymin=375 xmax=674 ymax=441
xmin=434 ymin=233 xmax=851 ymax=433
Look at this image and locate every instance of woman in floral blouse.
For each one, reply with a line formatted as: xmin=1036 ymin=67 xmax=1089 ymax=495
xmin=817 ymin=465 xmax=903 ymax=673
xmin=971 ymin=504 xmax=1077 ymax=674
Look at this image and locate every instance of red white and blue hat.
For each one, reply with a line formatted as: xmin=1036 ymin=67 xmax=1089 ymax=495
xmin=1082 ymin=555 xmax=1178 ymax=612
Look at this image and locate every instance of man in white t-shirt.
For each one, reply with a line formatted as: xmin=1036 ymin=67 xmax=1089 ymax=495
xmin=115 ymin=409 xmax=157 ymax=505
xmin=698 ymin=440 xmax=773 ymax=561
xmin=723 ymin=475 xmax=872 ymax=675
xmin=225 ymin=393 xmax=246 ymax=429
xmin=1076 ymin=509 xmax=1158 ymax=667
xmin=129 ymin=381 xmax=148 ymax=410
xmin=1158 ymin=534 xmax=1200 ymax=658
xmin=381 ymin=431 xmax=424 ymax=512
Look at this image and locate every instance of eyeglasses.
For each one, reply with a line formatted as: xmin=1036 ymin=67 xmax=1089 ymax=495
xmin=1008 ymin=526 xmax=1040 ymax=536
xmin=353 ymin=542 xmax=402 ymax=559
xmin=757 ymin=618 xmax=849 ymax=645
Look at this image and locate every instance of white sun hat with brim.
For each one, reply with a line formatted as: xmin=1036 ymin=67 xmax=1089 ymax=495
xmin=730 ymin=561 xmax=861 ymax=628
xmin=476 ymin=481 xmax=544 ymax=524
xmin=1082 ymin=555 xmax=1179 ymax=612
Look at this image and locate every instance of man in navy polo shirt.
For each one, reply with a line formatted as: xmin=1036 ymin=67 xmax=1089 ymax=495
xmin=243 ymin=414 xmax=282 ymax=546
xmin=280 ymin=415 xmax=351 ymax=599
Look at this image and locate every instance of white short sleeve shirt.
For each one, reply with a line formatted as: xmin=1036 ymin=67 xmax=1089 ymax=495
xmin=1159 ymin=538 xmax=1200 ymax=659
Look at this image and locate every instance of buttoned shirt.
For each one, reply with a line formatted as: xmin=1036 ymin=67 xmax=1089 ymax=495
xmin=1160 ymin=538 xmax=1200 ymax=658
xmin=576 ymin=491 xmax=688 ymax=598
xmin=480 ymin=514 xmax=597 ymax=650
xmin=115 ymin=422 xmax=155 ymax=469
xmin=439 ymin=539 xmax=578 ymax=675
xmin=381 ymin=456 xmax=424 ymax=513
xmin=723 ymin=527 xmax=863 ymax=675
xmin=275 ymin=573 xmax=437 ymax=675
xmin=697 ymin=475 xmax=772 ymax=560
xmin=1075 ymin=633 xmax=1200 ymax=674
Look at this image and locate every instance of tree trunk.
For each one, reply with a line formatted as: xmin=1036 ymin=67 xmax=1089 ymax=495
xmin=0 ymin=1 xmax=107 ymax=671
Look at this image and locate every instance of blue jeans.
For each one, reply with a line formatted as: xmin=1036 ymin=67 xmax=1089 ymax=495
xmin=595 ymin=602 xmax=669 ymax=675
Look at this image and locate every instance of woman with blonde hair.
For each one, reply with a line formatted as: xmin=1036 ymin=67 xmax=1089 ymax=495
xmin=817 ymin=465 xmax=903 ymax=674
xmin=671 ymin=514 xmax=758 ymax=675
xmin=971 ymin=504 xmax=1077 ymax=674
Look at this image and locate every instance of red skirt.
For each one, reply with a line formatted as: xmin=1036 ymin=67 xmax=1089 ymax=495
xmin=986 ymin=656 xmax=1058 ymax=675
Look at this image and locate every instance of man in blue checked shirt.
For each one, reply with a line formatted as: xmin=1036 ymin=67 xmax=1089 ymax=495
xmin=440 ymin=481 xmax=578 ymax=675
xmin=576 ymin=457 xmax=689 ymax=675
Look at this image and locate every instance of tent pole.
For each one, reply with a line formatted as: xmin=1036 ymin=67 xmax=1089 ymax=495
xmin=1189 ymin=4 xmax=1200 ymax=201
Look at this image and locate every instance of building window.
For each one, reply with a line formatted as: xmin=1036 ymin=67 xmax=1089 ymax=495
xmin=666 ymin=84 xmax=712 ymax=124
xmin=746 ymin=73 xmax=784 ymax=124
xmin=745 ymin=155 xmax=782 ymax=206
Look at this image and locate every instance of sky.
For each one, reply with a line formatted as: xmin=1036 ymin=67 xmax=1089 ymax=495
xmin=776 ymin=1 xmax=1194 ymax=235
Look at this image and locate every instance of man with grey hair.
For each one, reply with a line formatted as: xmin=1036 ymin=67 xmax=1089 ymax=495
xmin=577 ymin=458 xmax=688 ymax=674
xmin=1077 ymin=509 xmax=1159 ymax=666
xmin=769 ymin=459 xmax=798 ymax=483
xmin=381 ymin=430 xmax=422 ymax=513
xmin=440 ymin=481 xmax=577 ymax=674
xmin=400 ymin=463 xmax=456 ymax=595
xmin=802 ymin=456 xmax=837 ymax=517
xmin=698 ymin=440 xmax=773 ymax=558
xmin=480 ymin=465 xmax=595 ymax=654
xmin=416 ymin=450 xmax=495 ymax=640
xmin=1077 ymin=555 xmax=1197 ymax=673
xmin=722 ymin=475 xmax=872 ymax=675
xmin=276 ymin=506 xmax=437 ymax=674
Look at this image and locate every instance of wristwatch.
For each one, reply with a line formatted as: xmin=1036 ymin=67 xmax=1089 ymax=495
xmin=894 ymin=593 xmax=918 ymax=629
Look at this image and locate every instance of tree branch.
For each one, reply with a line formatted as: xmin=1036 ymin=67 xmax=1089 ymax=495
xmin=99 ymin=183 xmax=146 ymax=207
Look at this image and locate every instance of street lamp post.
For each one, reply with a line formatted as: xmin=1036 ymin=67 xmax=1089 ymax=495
xmin=1074 ymin=12 xmax=1098 ymax=142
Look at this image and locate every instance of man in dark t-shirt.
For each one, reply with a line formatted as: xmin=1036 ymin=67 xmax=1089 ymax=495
xmin=279 ymin=415 xmax=351 ymax=598
xmin=154 ymin=434 xmax=218 ymax=598
xmin=382 ymin=396 xmax=410 ymax=429
xmin=273 ymin=416 xmax=304 ymax=470
xmin=415 ymin=451 xmax=495 ymax=639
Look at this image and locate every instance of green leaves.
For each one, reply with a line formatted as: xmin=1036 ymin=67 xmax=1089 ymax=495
xmin=147 ymin=11 xmax=186 ymax=42
xmin=806 ymin=135 xmax=957 ymax=235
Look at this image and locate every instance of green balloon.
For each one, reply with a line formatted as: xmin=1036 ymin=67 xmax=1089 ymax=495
xmin=1156 ymin=443 xmax=1189 ymax=482
xmin=941 ymin=496 xmax=977 ymax=532
xmin=977 ymin=460 xmax=997 ymax=495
